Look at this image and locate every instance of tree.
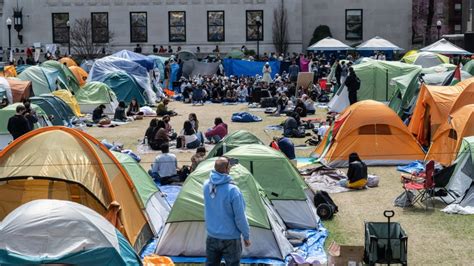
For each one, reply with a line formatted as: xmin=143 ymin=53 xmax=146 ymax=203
xmin=308 ymin=25 xmax=332 ymax=47
xmin=70 ymin=18 xmax=114 ymax=60
xmin=424 ymin=0 xmax=435 ymax=45
xmin=272 ymin=0 xmax=289 ymax=55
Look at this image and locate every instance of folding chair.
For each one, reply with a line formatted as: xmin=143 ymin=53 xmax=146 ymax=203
xmin=402 ymin=160 xmax=436 ymax=209
xmin=432 ymin=163 xmax=458 ymax=205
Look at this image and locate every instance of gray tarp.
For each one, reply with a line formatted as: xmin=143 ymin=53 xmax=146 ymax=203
xmin=182 ymin=60 xmax=219 ymax=79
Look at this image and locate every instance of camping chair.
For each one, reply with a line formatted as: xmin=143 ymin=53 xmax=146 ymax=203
xmin=432 ymin=163 xmax=458 ymax=205
xmin=402 ymin=160 xmax=436 ymax=209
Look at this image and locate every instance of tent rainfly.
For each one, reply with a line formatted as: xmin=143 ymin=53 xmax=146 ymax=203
xmin=307 ymin=37 xmax=353 ymax=51
xmin=356 ymin=36 xmax=404 ymax=51
xmin=206 ymin=130 xmax=264 ymax=159
xmin=420 ymin=38 xmax=472 ymax=55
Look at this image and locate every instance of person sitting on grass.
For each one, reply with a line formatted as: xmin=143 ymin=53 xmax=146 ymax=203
xmin=270 ymin=136 xmax=295 ymax=160
xmin=149 ymin=143 xmax=178 ymax=185
xmin=191 ymin=146 xmax=207 ymax=171
xmin=276 ymin=92 xmax=289 ymax=115
xmin=144 ymin=118 xmax=159 ymax=146
xmin=92 ymin=104 xmax=109 ymax=124
xmin=225 ymin=87 xmax=238 ymax=103
xmin=302 ymin=94 xmax=316 ymax=115
xmin=339 ymin=153 xmax=368 ymax=189
xmin=126 ymin=98 xmax=144 ymax=118
xmin=178 ymin=120 xmax=201 ymax=149
xmin=113 ymin=101 xmax=128 ymax=122
xmin=205 ymin=117 xmax=228 ymax=143
xmin=156 ymin=98 xmax=177 ymax=116
xmin=283 ymin=111 xmax=304 ymax=138
xmin=162 ymin=115 xmax=177 ymax=140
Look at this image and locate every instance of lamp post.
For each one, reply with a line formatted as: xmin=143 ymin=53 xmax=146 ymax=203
xmin=66 ymin=20 xmax=71 ymax=56
xmin=6 ymin=17 xmax=12 ymax=50
xmin=255 ymin=16 xmax=262 ymax=61
xmin=436 ymin=20 xmax=442 ymax=40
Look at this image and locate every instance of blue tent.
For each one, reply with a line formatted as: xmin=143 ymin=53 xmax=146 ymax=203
xmin=148 ymin=55 xmax=169 ymax=82
xmin=223 ymin=59 xmax=280 ymax=79
xmin=113 ymin=50 xmax=155 ymax=70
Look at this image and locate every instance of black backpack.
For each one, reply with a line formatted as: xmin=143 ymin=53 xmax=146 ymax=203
xmin=354 ymin=77 xmax=361 ymax=91
xmin=314 ymin=191 xmax=338 ymax=220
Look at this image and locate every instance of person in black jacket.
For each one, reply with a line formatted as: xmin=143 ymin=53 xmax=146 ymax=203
xmin=7 ymin=105 xmax=31 ymax=140
xmin=339 ymin=153 xmax=368 ymax=189
xmin=23 ymin=100 xmax=38 ymax=130
xmin=92 ymin=104 xmax=107 ymax=123
xmin=345 ymin=67 xmax=360 ymax=105
xmin=113 ymin=101 xmax=127 ymax=122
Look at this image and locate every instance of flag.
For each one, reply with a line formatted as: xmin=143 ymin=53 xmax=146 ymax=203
xmin=450 ymin=64 xmax=461 ymax=85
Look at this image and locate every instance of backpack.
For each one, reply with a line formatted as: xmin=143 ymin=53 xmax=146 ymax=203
xmin=314 ymin=191 xmax=338 ymax=220
xmin=354 ymin=77 xmax=361 ymax=91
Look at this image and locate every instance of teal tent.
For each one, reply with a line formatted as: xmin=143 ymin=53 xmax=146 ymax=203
xmin=102 ymin=72 xmax=147 ymax=105
xmin=30 ymin=95 xmax=75 ymax=125
xmin=463 ymin=60 xmax=474 ymax=76
xmin=18 ymin=66 xmax=65 ymax=95
xmin=42 ymin=60 xmax=81 ymax=92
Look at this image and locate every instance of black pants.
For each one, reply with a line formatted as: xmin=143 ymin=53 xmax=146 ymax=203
xmin=349 ymin=91 xmax=358 ymax=105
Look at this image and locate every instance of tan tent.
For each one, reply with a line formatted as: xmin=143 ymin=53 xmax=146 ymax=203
xmin=426 ymin=104 xmax=474 ymax=166
xmin=0 ymin=127 xmax=151 ymax=251
xmin=408 ymin=78 xmax=474 ymax=146
xmin=313 ymin=100 xmax=425 ymax=167
xmin=69 ymin=66 xmax=88 ymax=86
xmin=7 ymin=79 xmax=32 ymax=102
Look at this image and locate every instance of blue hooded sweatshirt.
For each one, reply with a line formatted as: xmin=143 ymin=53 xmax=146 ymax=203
xmin=203 ymin=170 xmax=250 ymax=240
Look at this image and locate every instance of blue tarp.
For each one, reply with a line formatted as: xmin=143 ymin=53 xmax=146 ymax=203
xmin=231 ymin=112 xmax=262 ymax=122
xmin=148 ymin=55 xmax=168 ymax=82
xmin=168 ymin=63 xmax=180 ymax=91
xmin=223 ymin=59 xmax=280 ymax=79
xmin=112 ymin=50 xmax=155 ymax=70
xmin=396 ymin=161 xmax=425 ymax=174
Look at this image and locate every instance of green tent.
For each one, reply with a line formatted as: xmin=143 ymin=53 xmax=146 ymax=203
xmin=112 ymin=151 xmax=170 ymax=236
xmin=18 ymin=66 xmax=63 ymax=95
xmin=463 ymin=60 xmax=474 ymax=76
xmin=224 ymin=144 xmax=319 ymax=229
xmin=0 ymin=103 xmax=51 ymax=148
xmin=352 ymin=60 xmax=422 ymax=101
xmin=421 ymin=63 xmax=456 ymax=74
xmin=206 ymin=130 xmax=264 ymax=159
xmin=226 ymin=49 xmax=245 ymax=59
xmin=156 ymin=158 xmax=293 ymax=259
xmin=76 ymin=81 xmax=118 ymax=114
xmin=102 ymin=72 xmax=147 ymax=105
xmin=388 ymin=68 xmax=422 ymax=118
xmin=42 ymin=60 xmax=80 ymax=93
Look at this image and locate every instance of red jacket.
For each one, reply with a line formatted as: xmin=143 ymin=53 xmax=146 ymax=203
xmin=205 ymin=123 xmax=228 ymax=139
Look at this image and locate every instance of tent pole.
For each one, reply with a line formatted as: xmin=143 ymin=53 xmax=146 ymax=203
xmin=250 ymin=161 xmax=254 ymax=174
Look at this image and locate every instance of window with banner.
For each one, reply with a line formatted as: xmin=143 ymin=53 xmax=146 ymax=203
xmin=52 ymin=13 xmax=69 ymax=44
xmin=345 ymin=9 xmax=363 ymax=40
xmin=208 ymin=11 xmax=225 ymax=42
xmin=130 ymin=12 xmax=147 ymax=43
xmin=169 ymin=11 xmax=186 ymax=42
xmin=91 ymin=12 xmax=109 ymax=43
xmin=246 ymin=10 xmax=263 ymax=41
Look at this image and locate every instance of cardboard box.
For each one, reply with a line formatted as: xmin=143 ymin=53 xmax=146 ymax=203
xmin=327 ymin=242 xmax=364 ymax=266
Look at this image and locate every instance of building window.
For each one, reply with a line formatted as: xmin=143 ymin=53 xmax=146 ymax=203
xmin=52 ymin=13 xmax=69 ymax=44
xmin=169 ymin=11 xmax=186 ymax=42
xmin=454 ymin=3 xmax=462 ymax=11
xmin=208 ymin=11 xmax=225 ymax=42
xmin=345 ymin=9 xmax=363 ymax=40
xmin=246 ymin=10 xmax=263 ymax=41
xmin=91 ymin=12 xmax=109 ymax=43
xmin=455 ymin=24 xmax=462 ymax=33
xmin=130 ymin=12 xmax=147 ymax=43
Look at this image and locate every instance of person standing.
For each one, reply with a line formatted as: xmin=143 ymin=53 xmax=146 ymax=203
xmin=7 ymin=105 xmax=31 ymax=140
xmin=23 ymin=100 xmax=38 ymax=131
xmin=203 ymin=157 xmax=251 ymax=266
xmin=261 ymin=62 xmax=272 ymax=84
xmin=345 ymin=67 xmax=360 ymax=105
xmin=340 ymin=61 xmax=348 ymax=85
xmin=334 ymin=60 xmax=342 ymax=87
xmin=288 ymin=61 xmax=300 ymax=83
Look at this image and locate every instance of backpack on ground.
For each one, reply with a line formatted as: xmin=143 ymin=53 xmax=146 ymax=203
xmin=314 ymin=191 xmax=338 ymax=220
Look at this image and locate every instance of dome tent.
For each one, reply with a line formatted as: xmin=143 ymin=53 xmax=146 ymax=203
xmin=102 ymin=71 xmax=147 ymax=105
xmin=42 ymin=60 xmax=81 ymax=93
xmin=314 ymin=100 xmax=425 ymax=167
xmin=206 ymin=130 xmax=264 ymax=159
xmin=225 ymin=144 xmax=319 ymax=229
xmin=0 ymin=199 xmax=141 ymax=266
xmin=401 ymin=51 xmax=449 ymax=68
xmin=156 ymin=158 xmax=293 ymax=261
xmin=76 ymin=81 xmax=119 ymax=114
xmin=0 ymin=127 xmax=153 ymax=252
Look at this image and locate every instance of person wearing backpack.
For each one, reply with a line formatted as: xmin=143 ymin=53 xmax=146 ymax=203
xmin=345 ymin=67 xmax=360 ymax=105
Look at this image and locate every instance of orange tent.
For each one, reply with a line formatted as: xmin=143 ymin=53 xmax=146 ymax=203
xmin=0 ymin=127 xmax=151 ymax=251
xmin=69 ymin=66 xmax=88 ymax=86
xmin=7 ymin=79 xmax=32 ymax=102
xmin=58 ymin=57 xmax=78 ymax=67
xmin=408 ymin=78 xmax=474 ymax=146
xmin=313 ymin=100 xmax=425 ymax=167
xmin=1 ymin=65 xmax=17 ymax=77
xmin=426 ymin=104 xmax=474 ymax=166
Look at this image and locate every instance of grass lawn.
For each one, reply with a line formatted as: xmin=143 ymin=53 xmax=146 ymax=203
xmin=86 ymin=101 xmax=474 ymax=265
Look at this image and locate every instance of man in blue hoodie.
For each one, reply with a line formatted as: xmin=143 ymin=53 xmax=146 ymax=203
xmin=203 ymin=157 xmax=251 ymax=266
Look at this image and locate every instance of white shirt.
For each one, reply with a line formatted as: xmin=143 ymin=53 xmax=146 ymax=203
xmin=151 ymin=153 xmax=177 ymax=177
xmin=318 ymin=125 xmax=330 ymax=137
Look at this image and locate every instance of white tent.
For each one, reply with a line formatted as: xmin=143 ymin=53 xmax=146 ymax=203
xmin=307 ymin=37 xmax=353 ymax=51
xmin=420 ymin=38 xmax=472 ymax=55
xmin=356 ymin=36 xmax=404 ymax=51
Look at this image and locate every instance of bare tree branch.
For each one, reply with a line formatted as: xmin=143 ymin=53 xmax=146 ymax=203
xmin=70 ymin=18 xmax=115 ymax=60
xmin=272 ymin=0 xmax=289 ymax=55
